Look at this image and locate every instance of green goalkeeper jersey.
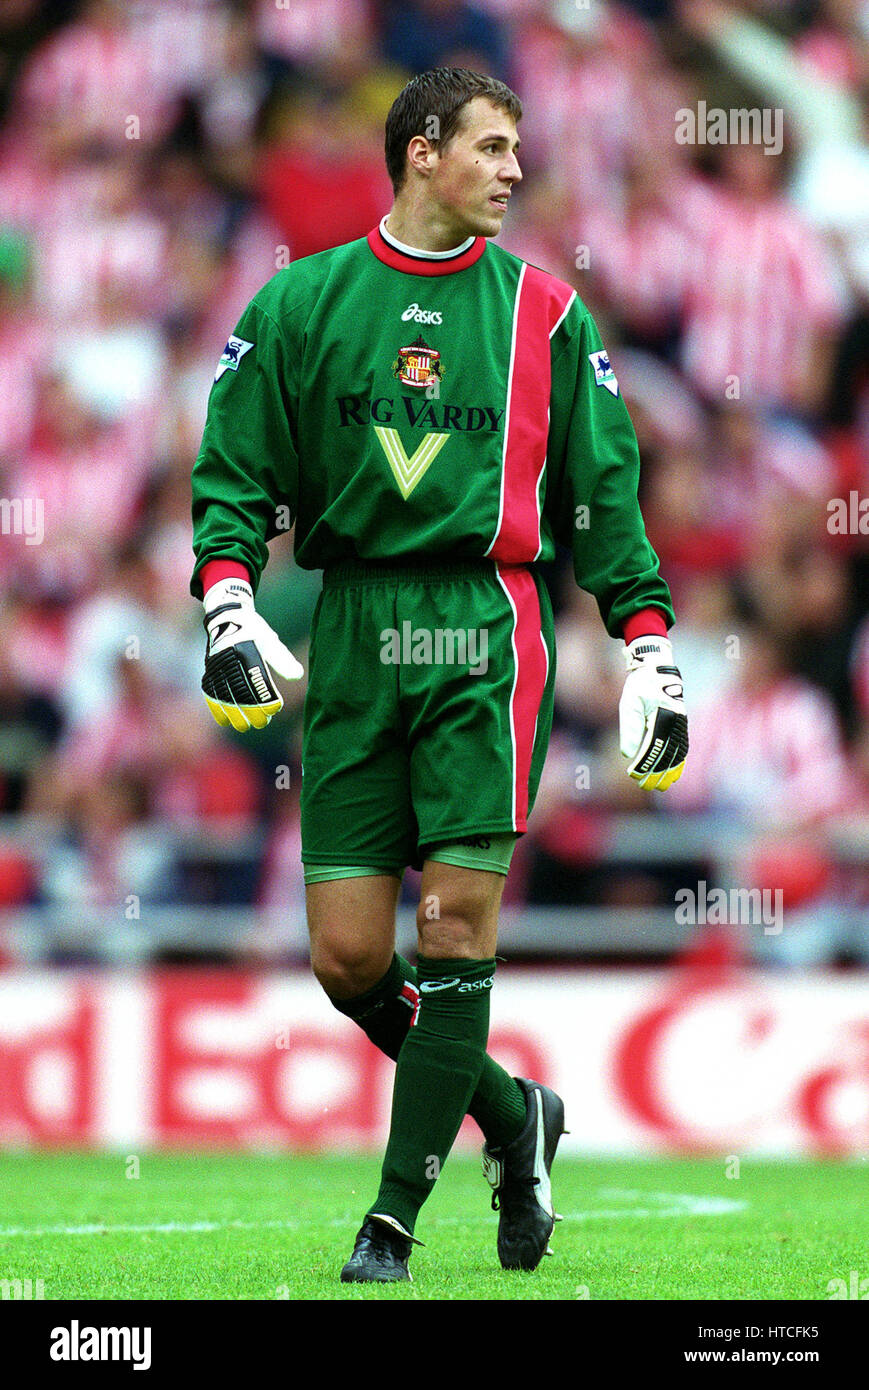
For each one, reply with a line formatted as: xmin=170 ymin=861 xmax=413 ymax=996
xmin=190 ymin=220 xmax=674 ymax=637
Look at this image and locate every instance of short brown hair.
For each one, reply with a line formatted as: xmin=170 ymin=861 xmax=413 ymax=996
xmin=384 ymin=68 xmax=522 ymax=196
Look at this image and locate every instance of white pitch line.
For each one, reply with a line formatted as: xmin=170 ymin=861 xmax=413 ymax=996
xmin=0 ymin=1193 xmax=746 ymax=1239
xmin=0 ymin=1218 xmax=306 ymax=1238
xmin=562 ymin=1203 xmax=747 ymax=1221
xmin=563 ymin=1191 xmax=747 ymax=1220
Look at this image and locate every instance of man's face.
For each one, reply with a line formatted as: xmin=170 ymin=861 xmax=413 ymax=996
xmin=424 ymin=97 xmax=522 ymax=237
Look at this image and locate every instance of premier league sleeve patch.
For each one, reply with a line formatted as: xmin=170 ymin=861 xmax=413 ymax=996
xmin=588 ymin=348 xmax=619 ymax=397
xmin=215 ymin=335 xmax=254 ymax=381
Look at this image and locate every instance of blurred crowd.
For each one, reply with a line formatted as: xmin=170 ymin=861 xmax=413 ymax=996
xmin=0 ymin=0 xmax=866 ymax=961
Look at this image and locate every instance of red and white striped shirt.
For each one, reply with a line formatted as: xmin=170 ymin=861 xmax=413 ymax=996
xmin=15 ymin=2 xmax=225 ymax=147
xmin=581 ymin=198 xmax=700 ymax=336
xmin=254 ymin=0 xmax=372 ymax=61
xmin=0 ymin=315 xmax=55 ymax=461
xmin=670 ymin=673 xmax=859 ymax=824
xmin=677 ymin=180 xmax=845 ymax=409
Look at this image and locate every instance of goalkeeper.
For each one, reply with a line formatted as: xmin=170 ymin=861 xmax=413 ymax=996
xmin=190 ymin=68 xmax=688 ymax=1284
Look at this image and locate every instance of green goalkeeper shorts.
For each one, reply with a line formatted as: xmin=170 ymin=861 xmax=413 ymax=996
xmin=300 ymin=557 xmax=556 ymax=877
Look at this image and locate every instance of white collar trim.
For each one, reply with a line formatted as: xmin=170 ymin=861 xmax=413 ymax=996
xmin=379 ymin=214 xmax=475 ymax=260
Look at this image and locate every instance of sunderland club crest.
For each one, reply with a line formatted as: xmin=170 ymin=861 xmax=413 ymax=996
xmin=392 ymin=335 xmax=445 ymax=390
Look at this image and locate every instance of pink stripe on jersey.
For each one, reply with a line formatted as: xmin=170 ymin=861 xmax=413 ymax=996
xmin=487 ymin=265 xmax=576 ymax=563
xmin=495 ymin=565 xmax=550 ymax=832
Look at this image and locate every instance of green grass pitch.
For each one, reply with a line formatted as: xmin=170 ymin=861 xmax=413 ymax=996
xmin=0 ymin=1151 xmax=866 ymax=1300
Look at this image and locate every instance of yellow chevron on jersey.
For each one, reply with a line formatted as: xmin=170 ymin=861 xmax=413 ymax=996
xmin=373 ymin=426 xmax=451 ymax=500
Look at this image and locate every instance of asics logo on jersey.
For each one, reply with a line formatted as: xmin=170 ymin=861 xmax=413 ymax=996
xmin=418 ymin=978 xmax=460 ymax=993
xmin=401 ymin=303 xmax=443 ymax=325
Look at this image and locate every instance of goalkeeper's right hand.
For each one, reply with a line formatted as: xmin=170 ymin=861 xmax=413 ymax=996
xmin=201 ymin=577 xmax=304 ymax=731
xmin=619 ymin=634 xmax=689 ymax=791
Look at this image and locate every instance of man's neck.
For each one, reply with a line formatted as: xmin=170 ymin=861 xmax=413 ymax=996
xmin=384 ymin=205 xmax=475 ymax=255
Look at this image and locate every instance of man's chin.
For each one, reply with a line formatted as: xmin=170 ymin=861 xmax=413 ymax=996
xmin=463 ymin=210 xmax=506 ymax=239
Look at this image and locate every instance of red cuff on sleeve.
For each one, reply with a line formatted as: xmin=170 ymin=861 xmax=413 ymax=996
xmin=623 ymin=608 xmax=669 ymax=643
xmin=200 ymin=559 xmax=251 ymax=594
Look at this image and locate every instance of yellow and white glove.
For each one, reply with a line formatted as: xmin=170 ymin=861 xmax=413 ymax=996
xmin=201 ymin=578 xmax=303 ymax=731
xmin=619 ymin=635 xmax=688 ymax=791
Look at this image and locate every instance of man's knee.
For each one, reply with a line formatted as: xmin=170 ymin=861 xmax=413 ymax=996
xmin=416 ymin=876 xmax=502 ymax=958
xmin=310 ymin=933 xmax=392 ymax=1001
xmin=417 ymin=912 xmax=486 ymax=958
xmin=306 ymin=874 xmax=399 ymax=1000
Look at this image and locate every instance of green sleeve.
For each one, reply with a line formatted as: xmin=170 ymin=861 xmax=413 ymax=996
xmin=190 ymin=298 xmax=299 ymax=599
xmin=543 ymin=302 xmax=675 ymax=638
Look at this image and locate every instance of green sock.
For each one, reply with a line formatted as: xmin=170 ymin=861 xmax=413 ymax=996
xmin=329 ymin=954 xmax=526 ymax=1147
xmin=329 ymin=954 xmax=419 ymax=1060
xmin=368 ymin=956 xmax=498 ymax=1236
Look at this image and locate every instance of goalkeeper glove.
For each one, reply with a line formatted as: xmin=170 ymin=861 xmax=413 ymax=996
xmin=201 ymin=578 xmax=303 ymax=731
xmin=619 ymin=634 xmax=689 ymax=791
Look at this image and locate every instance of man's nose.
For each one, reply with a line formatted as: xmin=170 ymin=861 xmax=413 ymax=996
xmin=503 ymin=153 xmax=522 ymax=184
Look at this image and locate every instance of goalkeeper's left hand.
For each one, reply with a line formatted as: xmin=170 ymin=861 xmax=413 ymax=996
xmin=619 ymin=634 xmax=689 ymax=791
xmin=201 ymin=578 xmax=304 ymax=731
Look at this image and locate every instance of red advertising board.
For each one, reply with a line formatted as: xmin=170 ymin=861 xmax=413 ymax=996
xmin=0 ymin=968 xmax=866 ymax=1153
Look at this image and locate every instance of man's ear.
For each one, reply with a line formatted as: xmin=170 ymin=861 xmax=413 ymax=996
xmin=405 ymin=134 xmax=438 ymax=179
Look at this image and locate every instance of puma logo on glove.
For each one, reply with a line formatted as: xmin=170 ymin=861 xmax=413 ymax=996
xmin=201 ymin=578 xmax=304 ymax=732
xmin=619 ymin=635 xmax=689 ymax=791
